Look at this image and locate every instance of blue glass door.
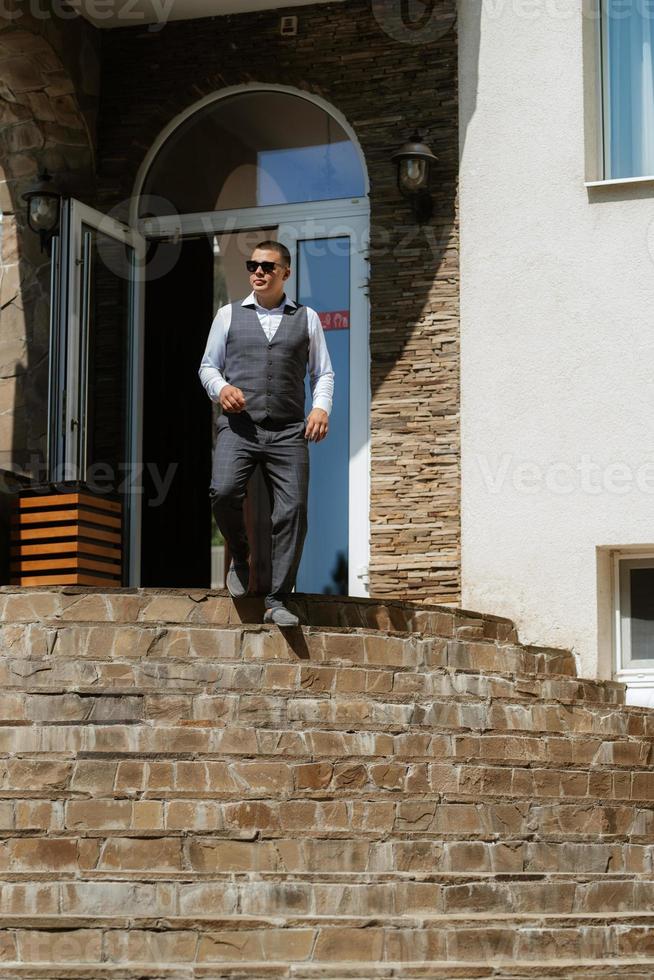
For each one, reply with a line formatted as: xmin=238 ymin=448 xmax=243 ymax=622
xmin=294 ymin=237 xmax=350 ymax=595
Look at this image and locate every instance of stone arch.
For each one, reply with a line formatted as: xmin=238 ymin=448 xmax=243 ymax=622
xmin=0 ymin=22 xmax=94 ymax=479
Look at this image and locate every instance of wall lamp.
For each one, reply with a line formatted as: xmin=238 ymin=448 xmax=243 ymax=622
xmin=391 ymin=132 xmax=438 ymax=224
xmin=22 ymin=170 xmax=63 ymax=253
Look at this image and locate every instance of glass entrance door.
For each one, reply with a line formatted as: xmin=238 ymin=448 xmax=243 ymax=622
xmin=50 ymin=200 xmax=146 ymax=583
xmin=139 ymin=204 xmax=370 ymax=598
xmin=278 ymin=216 xmax=369 ymax=597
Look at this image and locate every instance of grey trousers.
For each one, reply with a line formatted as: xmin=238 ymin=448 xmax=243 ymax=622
xmin=209 ymin=413 xmax=309 ymax=609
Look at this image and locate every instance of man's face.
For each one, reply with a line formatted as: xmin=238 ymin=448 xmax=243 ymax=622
xmin=249 ymin=248 xmax=290 ymax=301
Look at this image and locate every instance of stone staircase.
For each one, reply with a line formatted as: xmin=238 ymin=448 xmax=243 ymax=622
xmin=0 ymin=586 xmax=653 ymax=978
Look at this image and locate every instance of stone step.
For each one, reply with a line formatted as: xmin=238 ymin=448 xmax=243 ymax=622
xmin=0 ymin=836 xmax=650 ymax=874
xmin=2 ymin=760 xmax=653 ymax=801
xmin=0 ymin=724 xmax=650 ymax=771
xmin=0 ymin=588 xmax=519 ymax=643
xmin=0 ymin=689 xmax=648 ymax=743
xmin=0 ymin=962 xmax=653 ymax=979
xmin=1 ymin=872 xmax=654 ymax=916
xmin=0 ymin=796 xmax=653 ymax=839
xmin=0 ymin=912 xmax=654 ymax=965
xmin=0 ymin=658 xmax=622 ymax=705
xmin=0 ymin=687 xmax=632 ymax=732
xmin=0 ymin=621 xmax=577 ymax=678
xmin=1 ymin=587 xmax=650 ymax=977
xmin=0 ymin=960 xmax=653 ymax=979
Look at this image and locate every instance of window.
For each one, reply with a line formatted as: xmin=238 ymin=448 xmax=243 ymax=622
xmin=140 ymin=91 xmax=366 ymax=216
xmin=616 ymin=555 xmax=654 ymax=671
xmin=601 ymin=0 xmax=654 ymax=178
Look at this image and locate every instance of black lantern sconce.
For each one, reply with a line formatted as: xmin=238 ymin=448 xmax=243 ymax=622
xmin=21 ymin=170 xmax=63 ymax=253
xmin=391 ymin=132 xmax=438 ymax=224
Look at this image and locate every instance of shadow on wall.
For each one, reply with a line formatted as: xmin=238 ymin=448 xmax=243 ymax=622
xmin=0 ymin=15 xmax=99 ymax=583
xmin=457 ymin=0 xmax=482 ymax=160
xmin=0 ymin=16 xmax=99 ymax=482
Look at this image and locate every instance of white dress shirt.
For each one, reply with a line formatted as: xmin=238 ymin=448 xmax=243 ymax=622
xmin=199 ymin=292 xmax=334 ymax=415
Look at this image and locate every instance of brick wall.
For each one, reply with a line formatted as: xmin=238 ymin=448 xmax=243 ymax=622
xmin=97 ymin=0 xmax=460 ymax=603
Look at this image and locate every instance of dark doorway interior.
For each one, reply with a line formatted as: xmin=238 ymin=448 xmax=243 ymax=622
xmin=141 ymin=237 xmax=213 ymax=587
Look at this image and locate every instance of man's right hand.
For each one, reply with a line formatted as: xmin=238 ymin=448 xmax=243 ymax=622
xmin=220 ymin=385 xmax=246 ymax=413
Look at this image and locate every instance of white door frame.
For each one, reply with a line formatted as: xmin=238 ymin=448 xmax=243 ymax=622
xmin=130 ymin=81 xmax=371 ymax=594
xmin=138 ymin=200 xmax=371 ymax=597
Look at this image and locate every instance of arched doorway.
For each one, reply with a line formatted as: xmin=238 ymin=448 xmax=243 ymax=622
xmin=132 ymin=85 xmax=370 ymax=598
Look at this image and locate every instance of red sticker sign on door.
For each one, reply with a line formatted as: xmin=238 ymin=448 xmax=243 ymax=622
xmin=318 ymin=311 xmax=350 ymax=331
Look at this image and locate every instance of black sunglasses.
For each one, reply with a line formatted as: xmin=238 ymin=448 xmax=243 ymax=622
xmin=246 ymin=260 xmax=282 ymax=274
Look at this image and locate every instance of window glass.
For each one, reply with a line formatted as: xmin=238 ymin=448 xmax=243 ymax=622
xmin=619 ymin=559 xmax=654 ymax=665
xmin=141 ymin=91 xmax=365 ymax=215
xmin=603 ymin=0 xmax=654 ymax=178
xmin=296 ymin=237 xmax=350 ymax=596
xmin=80 ymin=225 xmax=130 ymax=484
xmin=628 ymin=566 xmax=654 ymax=660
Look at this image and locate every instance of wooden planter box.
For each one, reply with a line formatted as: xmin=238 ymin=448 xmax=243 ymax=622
xmin=10 ymin=488 xmax=122 ymax=587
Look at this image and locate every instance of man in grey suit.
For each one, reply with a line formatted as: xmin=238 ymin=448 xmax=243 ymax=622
xmin=199 ymin=241 xmax=334 ymax=626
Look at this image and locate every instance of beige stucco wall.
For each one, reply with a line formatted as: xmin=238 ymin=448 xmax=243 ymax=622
xmin=458 ymin=0 xmax=654 ymax=685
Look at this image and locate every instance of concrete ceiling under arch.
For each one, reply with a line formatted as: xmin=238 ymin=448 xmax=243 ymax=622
xmin=72 ymin=0 xmax=345 ymax=29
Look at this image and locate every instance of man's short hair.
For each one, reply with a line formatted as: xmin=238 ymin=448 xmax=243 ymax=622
xmin=254 ymin=240 xmax=291 ymax=267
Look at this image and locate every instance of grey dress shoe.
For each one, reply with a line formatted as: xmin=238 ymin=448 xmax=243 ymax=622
xmin=226 ymin=558 xmax=250 ymax=598
xmin=263 ymin=605 xmax=300 ymax=627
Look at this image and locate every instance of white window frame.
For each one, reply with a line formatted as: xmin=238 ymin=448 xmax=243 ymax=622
xmin=613 ymin=551 xmax=654 ymax=682
xmin=599 ymin=0 xmax=611 ymax=180
xmin=586 ymin=0 xmax=654 ymax=187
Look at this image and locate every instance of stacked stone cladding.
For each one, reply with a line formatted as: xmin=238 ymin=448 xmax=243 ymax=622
xmin=0 ymin=17 xmax=98 ymax=479
xmin=96 ymin=0 xmax=461 ymax=604
xmin=0 ymin=587 xmax=652 ymax=975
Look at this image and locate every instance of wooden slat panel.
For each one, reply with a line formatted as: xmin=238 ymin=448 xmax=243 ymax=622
xmin=12 ymin=574 xmax=81 ymax=586
xmin=14 ymin=573 xmax=120 ymax=587
xmin=11 ymin=557 xmax=121 ymax=575
xmin=78 ymin=494 xmax=121 ymax=514
xmin=12 ymin=508 xmax=121 ymax=529
xmin=11 ymin=491 xmax=124 ymax=588
xmin=18 ymin=493 xmax=121 ymax=514
xmin=11 ymin=524 xmax=121 ymax=545
xmin=77 ymin=523 xmax=123 ymax=545
xmin=11 ymin=526 xmax=79 ymax=541
xmin=75 ymin=574 xmax=122 ymax=586
xmin=10 ymin=541 xmax=122 ymax=560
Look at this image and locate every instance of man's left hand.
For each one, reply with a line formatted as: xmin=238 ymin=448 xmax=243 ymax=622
xmin=305 ymin=408 xmax=329 ymax=443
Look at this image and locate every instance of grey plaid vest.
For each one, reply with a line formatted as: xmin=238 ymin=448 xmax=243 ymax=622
xmin=225 ymin=300 xmax=310 ymax=424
